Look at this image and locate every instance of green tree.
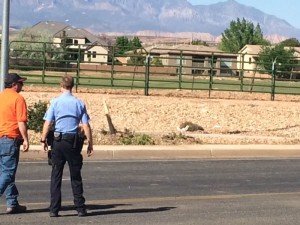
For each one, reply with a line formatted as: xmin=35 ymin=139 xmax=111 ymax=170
xmin=115 ymin=36 xmax=142 ymax=55
xmin=58 ymin=30 xmax=76 ymax=65
xmin=127 ymin=50 xmax=145 ymax=66
xmin=115 ymin=36 xmax=130 ymax=55
xmin=191 ymin=39 xmax=209 ymax=46
xmin=219 ymin=18 xmax=269 ymax=53
xmin=10 ymin=28 xmax=76 ymax=70
xmin=130 ymin=36 xmax=142 ymax=49
xmin=10 ymin=28 xmax=55 ymax=60
xmin=280 ymin=38 xmax=300 ymax=47
xmin=9 ymin=27 xmax=67 ymax=68
xmin=151 ymin=57 xmax=163 ymax=66
xmin=256 ymin=44 xmax=296 ymax=78
xmin=253 ymin=24 xmax=264 ymax=43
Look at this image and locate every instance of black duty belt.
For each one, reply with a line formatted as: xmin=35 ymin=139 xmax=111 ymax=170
xmin=54 ymin=132 xmax=79 ymax=148
xmin=54 ymin=132 xmax=76 ymax=137
xmin=54 ymin=132 xmax=77 ymax=142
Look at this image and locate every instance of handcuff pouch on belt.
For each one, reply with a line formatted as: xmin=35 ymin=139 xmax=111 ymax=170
xmin=54 ymin=132 xmax=62 ymax=141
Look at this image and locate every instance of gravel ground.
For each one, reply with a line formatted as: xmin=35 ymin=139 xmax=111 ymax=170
xmin=22 ymin=86 xmax=300 ymax=145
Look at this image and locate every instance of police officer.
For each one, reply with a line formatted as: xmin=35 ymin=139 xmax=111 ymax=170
xmin=41 ymin=75 xmax=93 ymax=217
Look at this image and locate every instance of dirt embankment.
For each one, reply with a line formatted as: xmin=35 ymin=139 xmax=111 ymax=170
xmin=22 ymin=86 xmax=300 ymax=145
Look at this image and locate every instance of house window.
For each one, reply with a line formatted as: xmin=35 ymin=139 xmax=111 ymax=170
xmin=92 ymin=51 xmax=97 ymax=58
xmin=192 ymin=69 xmax=204 ymax=74
xmin=249 ymin=57 xmax=252 ymax=64
xmin=176 ymin=56 xmax=186 ymax=65
xmin=87 ymin=51 xmax=91 ymax=58
xmin=220 ymin=58 xmax=233 ymax=68
xmin=74 ymin=40 xmax=78 ymax=46
xmin=192 ymin=56 xmax=205 ymax=67
xmin=66 ymin=39 xmax=73 ymax=45
xmin=192 ymin=56 xmax=205 ymax=63
xmin=208 ymin=57 xmax=217 ymax=65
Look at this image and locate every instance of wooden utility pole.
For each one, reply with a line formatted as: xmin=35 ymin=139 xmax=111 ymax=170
xmin=103 ymin=98 xmax=116 ymax=134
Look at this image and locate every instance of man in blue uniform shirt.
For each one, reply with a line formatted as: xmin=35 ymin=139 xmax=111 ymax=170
xmin=41 ymin=75 xmax=93 ymax=217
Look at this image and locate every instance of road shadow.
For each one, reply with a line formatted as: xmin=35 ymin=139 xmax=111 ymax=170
xmin=24 ymin=203 xmax=127 ymax=214
xmin=61 ymin=206 xmax=176 ymax=217
xmin=24 ymin=204 xmax=175 ymax=217
xmin=88 ymin=206 xmax=176 ymax=216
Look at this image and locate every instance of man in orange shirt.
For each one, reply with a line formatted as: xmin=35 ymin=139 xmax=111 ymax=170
xmin=0 ymin=73 xmax=29 ymax=214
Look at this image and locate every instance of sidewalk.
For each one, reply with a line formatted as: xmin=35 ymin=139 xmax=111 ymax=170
xmin=21 ymin=144 xmax=300 ymax=161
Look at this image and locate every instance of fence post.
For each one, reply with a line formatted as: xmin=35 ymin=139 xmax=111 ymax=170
xmin=178 ymin=51 xmax=183 ymax=89
xmin=75 ymin=45 xmax=81 ymax=93
xmin=271 ymin=57 xmax=277 ymax=101
xmin=208 ymin=53 xmax=215 ymax=98
xmin=40 ymin=43 xmax=46 ymax=83
xmin=240 ymin=54 xmax=245 ymax=92
xmin=111 ymin=46 xmax=115 ymax=87
xmin=144 ymin=54 xmax=150 ymax=96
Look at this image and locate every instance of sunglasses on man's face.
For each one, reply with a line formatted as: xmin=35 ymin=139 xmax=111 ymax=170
xmin=18 ymin=81 xmax=23 ymax=86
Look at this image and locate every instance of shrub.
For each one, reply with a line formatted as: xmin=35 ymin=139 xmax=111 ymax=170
xmin=132 ymin=133 xmax=155 ymax=145
xmin=162 ymin=132 xmax=187 ymax=141
xmin=28 ymin=101 xmax=48 ymax=133
xmin=162 ymin=132 xmax=202 ymax=144
xmin=118 ymin=129 xmax=154 ymax=145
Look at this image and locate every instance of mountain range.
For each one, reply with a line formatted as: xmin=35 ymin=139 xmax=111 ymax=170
xmin=5 ymin=0 xmax=300 ymax=42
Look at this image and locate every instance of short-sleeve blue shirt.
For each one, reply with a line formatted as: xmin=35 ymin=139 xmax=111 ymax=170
xmin=43 ymin=93 xmax=90 ymax=134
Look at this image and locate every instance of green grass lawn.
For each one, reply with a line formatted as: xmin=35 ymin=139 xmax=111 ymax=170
xmin=12 ymin=69 xmax=300 ymax=95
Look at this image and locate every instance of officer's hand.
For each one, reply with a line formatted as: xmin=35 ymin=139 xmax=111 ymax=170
xmin=41 ymin=142 xmax=48 ymax=153
xmin=22 ymin=140 xmax=29 ymax=152
xmin=87 ymin=143 xmax=93 ymax=157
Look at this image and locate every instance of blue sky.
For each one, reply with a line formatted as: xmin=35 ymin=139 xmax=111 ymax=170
xmin=188 ymin=0 xmax=300 ymax=29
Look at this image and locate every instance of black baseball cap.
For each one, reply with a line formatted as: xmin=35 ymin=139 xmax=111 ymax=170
xmin=4 ymin=73 xmax=27 ymax=85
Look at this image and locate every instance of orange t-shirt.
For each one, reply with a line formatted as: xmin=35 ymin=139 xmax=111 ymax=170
xmin=0 ymin=89 xmax=27 ymax=138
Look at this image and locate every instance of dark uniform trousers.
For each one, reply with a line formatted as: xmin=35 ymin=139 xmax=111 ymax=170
xmin=50 ymin=134 xmax=85 ymax=213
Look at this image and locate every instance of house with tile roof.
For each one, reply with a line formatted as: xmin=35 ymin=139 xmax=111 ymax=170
xmin=142 ymin=44 xmax=238 ymax=76
xmin=30 ymin=21 xmax=110 ymax=64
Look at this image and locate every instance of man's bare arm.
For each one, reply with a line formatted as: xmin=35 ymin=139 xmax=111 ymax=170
xmin=82 ymin=123 xmax=94 ymax=157
xmin=18 ymin=121 xmax=29 ymax=152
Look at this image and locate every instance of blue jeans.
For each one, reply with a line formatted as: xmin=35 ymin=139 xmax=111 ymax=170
xmin=0 ymin=137 xmax=20 ymax=208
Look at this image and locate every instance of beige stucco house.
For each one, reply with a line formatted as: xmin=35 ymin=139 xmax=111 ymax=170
xmin=238 ymin=44 xmax=300 ymax=78
xmin=237 ymin=44 xmax=263 ymax=77
xmin=84 ymin=42 xmax=109 ymax=64
xmin=146 ymin=44 xmax=237 ymax=76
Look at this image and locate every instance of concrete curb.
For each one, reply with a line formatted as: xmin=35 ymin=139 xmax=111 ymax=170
xmin=20 ymin=145 xmax=300 ymax=160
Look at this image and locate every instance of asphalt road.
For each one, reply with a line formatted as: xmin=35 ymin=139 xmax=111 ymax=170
xmin=1 ymin=158 xmax=300 ymax=225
